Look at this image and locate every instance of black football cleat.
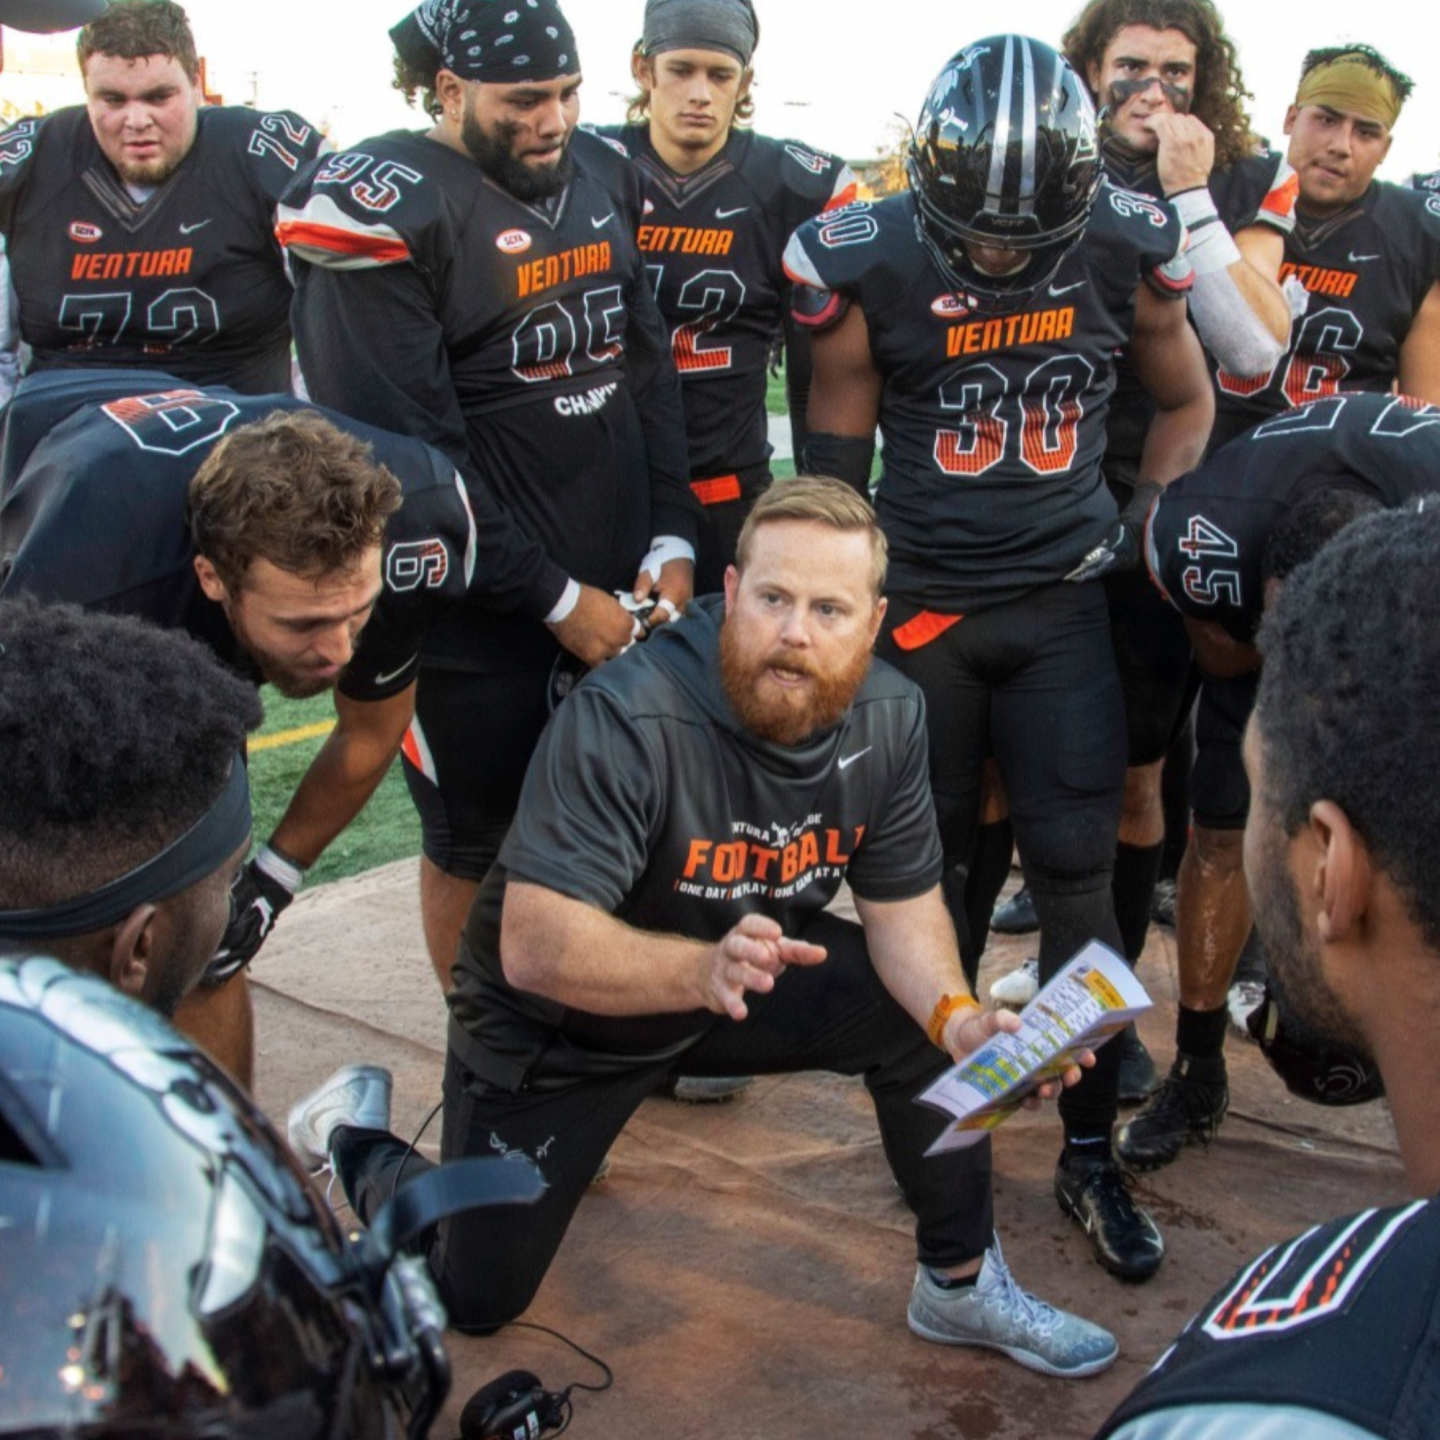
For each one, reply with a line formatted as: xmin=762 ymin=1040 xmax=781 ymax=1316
xmin=1114 ymin=1056 xmax=1228 ymax=1171
xmin=1055 ymin=1151 xmax=1164 ymax=1280
xmin=991 ymin=885 xmax=1039 ymax=935
xmin=1116 ymin=1023 xmax=1160 ymax=1105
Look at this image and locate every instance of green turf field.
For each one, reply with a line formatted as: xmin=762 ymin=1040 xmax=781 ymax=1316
xmin=248 ymin=690 xmax=420 ymax=886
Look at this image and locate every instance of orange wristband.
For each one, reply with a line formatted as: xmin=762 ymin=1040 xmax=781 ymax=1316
xmin=927 ymin=992 xmax=981 ymax=1048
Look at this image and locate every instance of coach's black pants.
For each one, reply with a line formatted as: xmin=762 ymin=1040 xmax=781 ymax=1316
xmin=332 ymin=912 xmax=994 ymax=1332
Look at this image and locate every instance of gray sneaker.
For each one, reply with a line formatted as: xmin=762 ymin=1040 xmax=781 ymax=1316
xmin=287 ymin=1064 xmax=393 ymax=1171
xmin=907 ymin=1240 xmax=1118 ymax=1378
xmin=668 ymin=1075 xmax=753 ymax=1103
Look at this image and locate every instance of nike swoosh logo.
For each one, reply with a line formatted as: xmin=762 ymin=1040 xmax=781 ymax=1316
xmin=715 ymin=205 xmax=748 ymax=219
xmin=179 ymin=219 xmax=211 ymax=234
xmin=1048 ymin=280 xmax=1086 ymax=297
xmin=372 ymin=660 xmax=416 ymax=686
xmin=838 ymin=747 xmax=872 ymax=770
xmin=591 ymin=212 xmax=613 ymax=228
xmin=1348 ymin=252 xmax=1380 ymax=262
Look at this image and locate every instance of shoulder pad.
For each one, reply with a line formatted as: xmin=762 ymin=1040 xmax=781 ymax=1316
xmin=1094 ymin=182 xmax=1187 ymax=269
xmin=580 ymin=123 xmax=630 ymax=160
xmin=204 ymin=106 xmax=324 ymax=182
xmin=781 ymin=199 xmax=889 ymax=295
xmin=276 ymin=133 xmax=442 ymax=271
xmin=0 ymin=112 xmax=53 ymax=195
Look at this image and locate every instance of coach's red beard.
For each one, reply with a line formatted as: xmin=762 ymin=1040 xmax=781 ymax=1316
xmin=719 ymin=620 xmax=873 ymax=746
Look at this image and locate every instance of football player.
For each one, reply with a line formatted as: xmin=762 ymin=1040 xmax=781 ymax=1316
xmin=0 ymin=370 xmax=549 ymax=1085
xmin=1115 ymin=392 xmax=1440 ymax=1170
xmin=592 ymin=0 xmax=856 ymax=594
xmin=1097 ymin=504 xmax=1440 ymax=1440
xmin=0 ymin=0 xmax=325 ymax=403
xmin=1120 ymin=43 xmax=1440 ymax=1170
xmin=1207 ymin=45 xmax=1440 ymax=449
xmin=286 ymin=476 xmax=1119 ymax=1380
xmin=0 ymin=599 xmax=258 ymax=1018
xmin=278 ymin=0 xmax=699 ymax=989
xmin=786 ymin=36 xmax=1214 ymax=1281
xmin=990 ymin=0 xmax=1302 ymax=1089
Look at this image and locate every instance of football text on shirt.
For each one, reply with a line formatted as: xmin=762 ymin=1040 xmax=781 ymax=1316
xmin=678 ymin=823 xmax=866 ymax=900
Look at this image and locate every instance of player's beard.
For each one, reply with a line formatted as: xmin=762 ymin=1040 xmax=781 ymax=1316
xmin=1249 ymin=816 xmax=1374 ymax=1066
xmin=719 ymin=621 xmax=874 ymax=747
xmin=462 ymin=110 xmax=574 ymax=203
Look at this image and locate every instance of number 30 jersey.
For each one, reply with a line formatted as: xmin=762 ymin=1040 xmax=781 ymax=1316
xmin=0 ymin=106 xmax=324 ymax=398
xmin=1146 ymin=391 xmax=1440 ymax=642
xmin=784 ymin=183 xmax=1191 ymax=610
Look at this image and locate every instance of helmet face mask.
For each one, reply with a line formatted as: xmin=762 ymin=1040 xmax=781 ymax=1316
xmin=907 ymin=35 xmax=1102 ymax=312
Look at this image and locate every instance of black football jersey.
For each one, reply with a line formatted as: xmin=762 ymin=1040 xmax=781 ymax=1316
xmin=1410 ymin=169 xmax=1440 ymax=194
xmin=0 ymin=106 xmax=323 ymax=396
xmin=1210 ymin=157 xmax=1440 ymax=448
xmin=1101 ymin=143 xmax=1298 ymax=466
xmin=0 ymin=370 xmax=518 ymax=701
xmin=277 ymin=127 xmax=696 ymax=671
xmin=784 ymin=182 xmax=1191 ymax=610
xmin=1097 ymin=1196 xmax=1440 ymax=1440
xmin=449 ymin=594 xmax=943 ymax=1062
xmin=590 ymin=124 xmax=854 ymax=491
xmin=1146 ymin=391 xmax=1440 ymax=641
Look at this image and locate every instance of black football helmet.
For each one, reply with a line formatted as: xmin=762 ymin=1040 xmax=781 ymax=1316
xmin=907 ymin=35 xmax=1102 ymax=310
xmin=0 ymin=955 xmax=457 ymax=1439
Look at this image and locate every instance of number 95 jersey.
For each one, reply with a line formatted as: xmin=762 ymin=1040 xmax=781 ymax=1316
xmin=0 ymin=107 xmax=323 ymax=396
xmin=784 ymin=183 xmax=1191 ymax=611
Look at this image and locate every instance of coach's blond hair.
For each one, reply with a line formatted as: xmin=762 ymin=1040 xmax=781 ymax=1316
xmin=736 ymin=475 xmax=887 ymax=596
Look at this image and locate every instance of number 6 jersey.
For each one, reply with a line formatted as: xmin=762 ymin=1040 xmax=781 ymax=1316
xmin=0 ymin=106 xmax=324 ymax=400
xmin=784 ymin=183 xmax=1191 ymax=611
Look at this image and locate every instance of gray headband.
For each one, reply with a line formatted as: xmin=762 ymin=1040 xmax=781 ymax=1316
xmin=641 ymin=0 xmax=757 ymax=66
xmin=0 ymin=759 xmax=251 ymax=941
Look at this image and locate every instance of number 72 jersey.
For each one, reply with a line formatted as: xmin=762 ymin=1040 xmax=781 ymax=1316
xmin=0 ymin=106 xmax=324 ymax=397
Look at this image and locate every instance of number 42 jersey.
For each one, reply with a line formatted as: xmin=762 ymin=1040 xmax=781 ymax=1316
xmin=784 ymin=182 xmax=1191 ymax=611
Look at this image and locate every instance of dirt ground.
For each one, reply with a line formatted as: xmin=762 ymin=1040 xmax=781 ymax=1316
xmin=250 ymin=860 xmax=1405 ymax=1440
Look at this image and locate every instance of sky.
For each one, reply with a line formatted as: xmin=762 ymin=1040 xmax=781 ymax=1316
xmin=19 ymin=1 xmax=1440 ymax=181
xmin=176 ymin=1 xmax=1438 ymax=182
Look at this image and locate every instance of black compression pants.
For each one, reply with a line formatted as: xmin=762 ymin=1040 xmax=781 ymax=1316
xmin=331 ymin=912 xmax=995 ymax=1332
xmin=878 ymin=583 xmax=1126 ymax=1136
xmin=401 ymin=662 xmax=554 ymax=881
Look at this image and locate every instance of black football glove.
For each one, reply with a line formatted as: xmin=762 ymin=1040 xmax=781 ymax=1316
xmin=1065 ymin=481 xmax=1162 ymax=584
xmin=206 ymin=853 xmax=299 ymax=985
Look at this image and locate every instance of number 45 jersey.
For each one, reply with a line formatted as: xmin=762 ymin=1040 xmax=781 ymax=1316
xmin=1146 ymin=391 xmax=1440 ymax=642
xmin=0 ymin=107 xmax=324 ymax=397
xmin=784 ymin=182 xmax=1191 ymax=611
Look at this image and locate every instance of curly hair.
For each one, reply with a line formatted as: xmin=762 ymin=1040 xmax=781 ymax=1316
xmin=0 ymin=596 xmax=261 ymax=908
xmin=188 ymin=410 xmax=403 ymax=593
xmin=78 ymin=0 xmax=198 ymax=79
xmin=1061 ymin=0 xmax=1256 ymax=169
xmin=625 ymin=41 xmax=756 ymax=128
xmin=1255 ymin=504 xmax=1440 ymax=953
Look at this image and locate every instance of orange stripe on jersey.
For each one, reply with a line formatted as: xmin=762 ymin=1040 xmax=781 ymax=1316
xmin=690 ymin=474 xmax=742 ymax=506
xmin=892 ymin=610 xmax=963 ymax=651
xmin=1261 ymin=170 xmax=1301 ymax=218
xmin=274 ymin=219 xmax=412 ymax=265
xmin=822 ymin=181 xmax=859 ymax=214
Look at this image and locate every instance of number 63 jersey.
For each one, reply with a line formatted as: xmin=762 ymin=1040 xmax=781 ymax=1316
xmin=784 ymin=182 xmax=1190 ymax=611
xmin=0 ymin=106 xmax=324 ymax=399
